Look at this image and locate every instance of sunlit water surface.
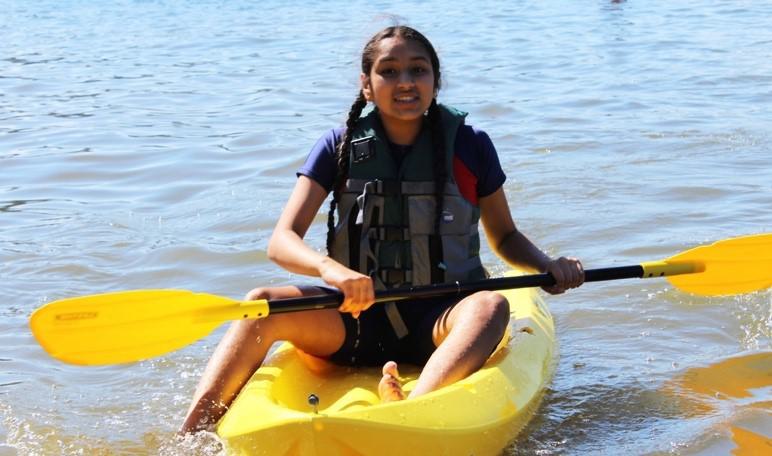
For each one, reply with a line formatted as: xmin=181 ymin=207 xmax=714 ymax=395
xmin=1 ymin=1 xmax=770 ymax=454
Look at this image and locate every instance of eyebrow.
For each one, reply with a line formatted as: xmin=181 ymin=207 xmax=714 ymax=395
xmin=377 ymin=55 xmax=430 ymax=63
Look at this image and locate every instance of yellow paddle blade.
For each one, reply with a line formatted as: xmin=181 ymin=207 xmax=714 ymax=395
xmin=29 ymin=290 xmax=269 ymax=365
xmin=664 ymin=233 xmax=772 ymax=296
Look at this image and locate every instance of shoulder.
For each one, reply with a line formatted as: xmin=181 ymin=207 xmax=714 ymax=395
xmin=318 ymin=127 xmax=345 ymax=151
xmin=452 ymin=123 xmax=506 ymax=198
xmin=297 ymin=127 xmax=345 ymax=193
xmin=456 ymin=124 xmax=494 ymax=152
xmin=453 ymin=124 xmax=499 ymax=171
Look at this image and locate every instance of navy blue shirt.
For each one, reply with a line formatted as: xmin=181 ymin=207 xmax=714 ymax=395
xmin=298 ymin=124 xmax=506 ymax=205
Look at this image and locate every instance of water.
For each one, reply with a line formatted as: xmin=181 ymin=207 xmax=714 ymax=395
xmin=2 ymin=0 xmax=770 ymax=454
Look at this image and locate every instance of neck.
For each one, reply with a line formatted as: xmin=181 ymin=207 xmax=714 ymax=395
xmin=378 ymin=114 xmax=423 ymax=146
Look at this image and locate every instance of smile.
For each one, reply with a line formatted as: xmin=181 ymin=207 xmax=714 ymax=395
xmin=394 ymin=95 xmax=419 ymax=102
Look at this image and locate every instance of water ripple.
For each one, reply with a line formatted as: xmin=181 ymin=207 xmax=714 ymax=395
xmin=2 ymin=0 xmax=771 ymax=454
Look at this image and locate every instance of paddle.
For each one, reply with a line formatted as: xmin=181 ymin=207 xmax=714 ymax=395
xmin=29 ymin=233 xmax=771 ymax=366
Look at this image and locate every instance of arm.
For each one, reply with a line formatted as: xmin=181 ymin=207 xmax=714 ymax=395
xmin=267 ymin=175 xmax=374 ymax=316
xmin=267 ymin=175 xmax=332 ymax=275
xmin=479 ymin=187 xmax=584 ymax=293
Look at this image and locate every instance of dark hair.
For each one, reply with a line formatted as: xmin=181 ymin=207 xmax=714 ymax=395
xmin=326 ymin=26 xmax=446 ymax=255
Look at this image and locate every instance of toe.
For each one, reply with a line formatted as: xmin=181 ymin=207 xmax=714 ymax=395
xmin=382 ymin=360 xmax=399 ymax=378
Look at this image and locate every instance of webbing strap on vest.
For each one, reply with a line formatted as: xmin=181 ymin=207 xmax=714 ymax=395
xmin=430 ymin=234 xmax=445 ymax=283
xmin=384 ymin=302 xmax=409 ymax=339
xmin=377 ymin=269 xmax=412 ymax=284
xmin=345 ymin=179 xmax=460 ymax=196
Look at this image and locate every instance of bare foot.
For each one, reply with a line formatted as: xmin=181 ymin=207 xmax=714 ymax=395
xmin=378 ymin=361 xmax=406 ymax=402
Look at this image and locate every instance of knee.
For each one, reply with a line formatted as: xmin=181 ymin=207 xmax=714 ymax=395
xmin=476 ymin=291 xmax=510 ymax=334
xmin=244 ymin=285 xmax=309 ymax=302
xmin=244 ymin=287 xmax=270 ymax=301
xmin=244 ymin=286 xmax=291 ymax=301
xmin=240 ymin=288 xmax=279 ymax=335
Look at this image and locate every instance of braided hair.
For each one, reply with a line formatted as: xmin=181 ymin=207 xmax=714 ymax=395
xmin=326 ymin=26 xmax=445 ymax=255
xmin=326 ymin=91 xmax=367 ymax=252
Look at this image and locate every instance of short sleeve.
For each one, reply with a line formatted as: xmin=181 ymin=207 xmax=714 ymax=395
xmin=454 ymin=125 xmax=506 ymax=198
xmin=297 ymin=128 xmax=344 ymax=193
xmin=473 ymin=128 xmax=506 ymax=197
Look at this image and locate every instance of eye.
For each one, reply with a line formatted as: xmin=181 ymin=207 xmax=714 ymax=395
xmin=379 ymin=68 xmax=398 ymax=77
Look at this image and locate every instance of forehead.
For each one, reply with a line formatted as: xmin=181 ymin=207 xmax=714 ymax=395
xmin=372 ymin=36 xmax=431 ymax=63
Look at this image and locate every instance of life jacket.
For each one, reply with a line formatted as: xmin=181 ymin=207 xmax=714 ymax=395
xmin=330 ymin=105 xmax=487 ymax=337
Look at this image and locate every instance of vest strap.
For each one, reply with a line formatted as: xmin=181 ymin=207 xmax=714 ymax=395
xmin=344 ymin=179 xmax=463 ymax=197
xmin=378 ymin=268 xmax=412 ymax=285
xmin=350 ymin=179 xmax=401 ymax=195
xmin=384 ymin=302 xmax=409 ymax=339
xmin=429 ymin=234 xmax=445 ymax=283
xmin=368 ymin=226 xmax=410 ymax=241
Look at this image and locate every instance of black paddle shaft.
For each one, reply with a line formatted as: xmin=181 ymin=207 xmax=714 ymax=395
xmin=266 ymin=265 xmax=645 ymax=314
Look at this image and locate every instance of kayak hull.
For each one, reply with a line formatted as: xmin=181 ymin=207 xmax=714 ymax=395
xmin=217 ymin=277 xmax=556 ymax=455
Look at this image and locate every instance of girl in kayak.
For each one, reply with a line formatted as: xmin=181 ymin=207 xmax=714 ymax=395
xmin=181 ymin=25 xmax=584 ymax=433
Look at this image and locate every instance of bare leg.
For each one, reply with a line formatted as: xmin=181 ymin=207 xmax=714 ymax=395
xmin=181 ymin=286 xmax=345 ymax=433
xmin=377 ymin=291 xmax=509 ymax=401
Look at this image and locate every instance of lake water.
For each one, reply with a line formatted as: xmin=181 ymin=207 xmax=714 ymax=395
xmin=1 ymin=0 xmax=770 ymax=454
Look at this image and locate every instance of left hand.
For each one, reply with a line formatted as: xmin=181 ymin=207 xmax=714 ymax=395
xmin=542 ymin=256 xmax=584 ymax=294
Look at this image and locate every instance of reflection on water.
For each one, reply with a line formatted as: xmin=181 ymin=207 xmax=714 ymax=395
xmin=730 ymin=426 xmax=772 ymax=456
xmin=672 ymin=352 xmax=771 ymax=401
xmin=2 ymin=0 xmax=771 ymax=454
xmin=664 ymin=353 xmax=772 ymax=455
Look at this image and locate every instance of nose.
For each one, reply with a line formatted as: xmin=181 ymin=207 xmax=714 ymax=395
xmin=397 ymin=70 xmax=415 ymax=87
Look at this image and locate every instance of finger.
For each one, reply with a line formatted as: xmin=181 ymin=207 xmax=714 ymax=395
xmin=575 ymin=259 xmax=585 ymax=280
xmin=550 ymin=261 xmax=566 ymax=288
xmin=349 ymin=277 xmax=374 ymax=311
xmin=338 ymin=291 xmax=355 ymax=313
xmin=542 ymin=284 xmax=565 ymax=295
xmin=569 ymin=259 xmax=585 ymax=288
xmin=361 ymin=286 xmax=375 ymax=312
xmin=557 ymin=257 xmax=582 ymax=289
xmin=351 ymin=284 xmax=366 ymax=311
xmin=548 ymin=264 xmax=563 ymax=286
xmin=557 ymin=262 xmax=576 ymax=289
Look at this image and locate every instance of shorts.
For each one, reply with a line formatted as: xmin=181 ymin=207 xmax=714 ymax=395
xmin=328 ymin=296 xmax=458 ymax=367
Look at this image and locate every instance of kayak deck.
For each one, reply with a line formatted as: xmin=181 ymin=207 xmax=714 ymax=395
xmin=216 ymin=279 xmax=556 ymax=456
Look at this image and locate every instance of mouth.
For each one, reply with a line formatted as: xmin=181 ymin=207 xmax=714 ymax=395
xmin=394 ymin=94 xmax=419 ymax=104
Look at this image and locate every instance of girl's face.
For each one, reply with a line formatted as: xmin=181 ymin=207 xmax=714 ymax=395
xmin=361 ymin=36 xmax=436 ymax=129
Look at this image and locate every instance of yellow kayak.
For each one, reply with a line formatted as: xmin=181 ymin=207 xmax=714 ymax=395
xmin=216 ymin=276 xmax=556 ymax=455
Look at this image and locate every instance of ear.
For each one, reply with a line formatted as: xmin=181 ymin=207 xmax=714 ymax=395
xmin=360 ymin=73 xmax=373 ymax=101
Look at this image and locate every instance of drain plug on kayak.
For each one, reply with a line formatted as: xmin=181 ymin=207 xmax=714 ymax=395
xmin=308 ymin=394 xmax=319 ymax=414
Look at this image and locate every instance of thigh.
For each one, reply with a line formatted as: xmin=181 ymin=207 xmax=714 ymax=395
xmin=270 ymin=308 xmax=346 ymax=357
xmin=249 ymin=285 xmax=346 ymax=358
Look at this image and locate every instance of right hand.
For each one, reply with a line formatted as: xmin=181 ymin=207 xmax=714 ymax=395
xmin=319 ymin=258 xmax=375 ymax=318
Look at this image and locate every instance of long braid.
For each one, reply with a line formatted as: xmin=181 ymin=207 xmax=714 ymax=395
xmin=326 ymin=91 xmax=368 ymax=254
xmin=427 ymin=99 xmax=446 ymax=236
